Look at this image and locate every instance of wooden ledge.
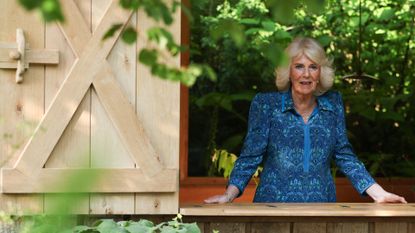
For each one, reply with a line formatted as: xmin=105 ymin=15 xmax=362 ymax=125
xmin=180 ymin=203 xmax=415 ymax=217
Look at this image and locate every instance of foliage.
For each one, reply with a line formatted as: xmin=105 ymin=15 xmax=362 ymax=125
xmin=0 ymin=213 xmax=203 ymax=233
xmin=16 ymin=0 xmax=215 ymax=86
xmin=189 ymin=0 xmax=415 ymax=178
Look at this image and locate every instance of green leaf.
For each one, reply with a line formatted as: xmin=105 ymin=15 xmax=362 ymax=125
xmin=18 ymin=0 xmax=42 ymax=10
xmin=119 ymin=0 xmax=140 ymax=9
xmin=210 ymin=19 xmax=246 ymax=47
xmin=317 ymin=35 xmax=331 ymax=47
xmin=137 ymin=219 xmax=154 ymax=228
xmin=183 ymin=223 xmax=201 ymax=233
xmin=41 ymin=0 xmax=64 ymax=22
xmin=96 ymin=219 xmax=128 ymax=233
xmin=138 ymin=49 xmax=158 ymax=66
xmin=73 ymin=225 xmax=96 ymax=233
xmin=122 ymin=27 xmax=137 ymax=44
xmin=261 ymin=20 xmax=276 ymax=31
xmin=202 ymin=65 xmax=217 ymax=82
xmin=379 ymin=7 xmax=395 ymax=21
xmin=103 ymin=24 xmax=123 ymax=41
xmin=125 ymin=223 xmax=152 ymax=233
xmin=240 ymin=18 xmax=260 ymax=25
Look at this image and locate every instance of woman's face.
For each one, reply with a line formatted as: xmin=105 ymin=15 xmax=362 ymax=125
xmin=290 ymin=54 xmax=320 ymax=97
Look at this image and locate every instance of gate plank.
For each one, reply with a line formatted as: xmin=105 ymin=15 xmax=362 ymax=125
xmin=293 ymin=223 xmax=326 ymax=233
xmin=0 ymin=0 xmax=45 ymax=214
xmin=43 ymin=0 xmax=91 ymax=214
xmin=327 ymin=223 xmax=368 ymax=233
xmin=375 ymin=223 xmax=408 ymax=233
xmin=89 ymin=0 xmax=136 ymax=215
xmin=135 ymin=2 xmax=181 ymax=214
xmin=251 ymin=223 xmax=290 ymax=233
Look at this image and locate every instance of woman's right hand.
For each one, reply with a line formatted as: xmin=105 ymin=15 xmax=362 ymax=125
xmin=204 ymin=194 xmax=231 ymax=204
xmin=203 ymin=185 xmax=240 ymax=204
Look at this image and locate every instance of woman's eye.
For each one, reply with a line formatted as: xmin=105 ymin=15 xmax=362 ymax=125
xmin=295 ymin=64 xmax=304 ymax=69
xmin=309 ymin=65 xmax=319 ymax=71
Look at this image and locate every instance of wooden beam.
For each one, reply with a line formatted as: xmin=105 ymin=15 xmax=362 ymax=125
xmin=2 ymin=168 xmax=178 ymax=193
xmin=0 ymin=48 xmax=58 ymax=65
xmin=180 ymin=203 xmax=415 ymax=217
xmin=12 ymin=1 xmax=133 ymax=177
xmin=179 ymin=0 xmax=190 ymax=181
xmin=93 ymin=66 xmax=164 ymax=177
xmin=58 ymin=0 xmax=92 ymax=57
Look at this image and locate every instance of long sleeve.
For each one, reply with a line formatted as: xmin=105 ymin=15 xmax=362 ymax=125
xmin=333 ymin=92 xmax=376 ymax=195
xmin=228 ymin=93 xmax=272 ymax=196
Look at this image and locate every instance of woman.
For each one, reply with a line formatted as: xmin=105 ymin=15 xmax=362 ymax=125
xmin=205 ymin=37 xmax=407 ymax=204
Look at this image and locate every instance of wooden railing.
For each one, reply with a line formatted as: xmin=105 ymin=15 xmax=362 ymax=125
xmin=180 ymin=203 xmax=415 ymax=233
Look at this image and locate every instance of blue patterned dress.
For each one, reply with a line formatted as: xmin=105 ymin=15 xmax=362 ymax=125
xmin=228 ymin=90 xmax=375 ymax=202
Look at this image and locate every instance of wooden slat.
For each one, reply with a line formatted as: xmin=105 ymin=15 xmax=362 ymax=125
xmin=90 ymin=85 xmax=134 ymax=214
xmin=90 ymin=193 xmax=135 ymax=215
xmin=0 ymin=0 xmax=45 ymax=214
xmin=327 ymin=223 xmax=368 ymax=233
xmin=89 ymin=0 xmax=136 ymax=214
xmin=44 ymin=0 xmax=91 ymax=215
xmin=293 ymin=223 xmax=326 ymax=233
xmin=209 ymin=222 xmax=246 ymax=233
xmin=0 ymin=62 xmax=27 ymax=69
xmin=135 ymin=193 xmax=180 ymax=214
xmin=0 ymin=47 xmax=58 ymax=64
xmin=92 ymin=67 xmax=163 ymax=175
xmin=135 ymin=2 xmax=181 ymax=214
xmin=2 ymin=168 xmax=177 ymax=193
xmin=408 ymin=223 xmax=414 ymax=233
xmin=180 ymin=203 xmax=415 ymax=217
xmin=251 ymin=223 xmax=290 ymax=233
xmin=11 ymin=1 xmax=133 ymax=178
xmin=26 ymin=50 xmax=59 ymax=64
xmin=58 ymin=0 xmax=91 ymax=57
xmin=375 ymin=223 xmax=408 ymax=233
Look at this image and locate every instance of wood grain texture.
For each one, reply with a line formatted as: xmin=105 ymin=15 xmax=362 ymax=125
xmin=327 ymin=223 xmax=368 ymax=233
xmin=250 ymin=223 xmax=290 ymax=233
xmin=135 ymin=1 xmax=181 ymax=214
xmin=374 ymin=223 xmax=408 ymax=233
xmin=89 ymin=1 xmax=135 ymax=213
xmin=135 ymin=193 xmax=179 ymax=214
xmin=209 ymin=222 xmax=246 ymax=233
xmin=11 ymin=0 xmax=132 ymax=178
xmin=43 ymin=0 xmax=91 ymax=214
xmin=180 ymin=203 xmax=415 ymax=217
xmin=293 ymin=223 xmax=326 ymax=233
xmin=408 ymin=223 xmax=415 ymax=233
xmin=92 ymin=68 xmax=162 ymax=175
xmin=2 ymin=168 xmax=177 ymax=193
xmin=0 ymin=0 xmax=45 ymax=214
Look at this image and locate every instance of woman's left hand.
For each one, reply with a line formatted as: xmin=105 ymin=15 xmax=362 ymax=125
xmin=366 ymin=183 xmax=407 ymax=204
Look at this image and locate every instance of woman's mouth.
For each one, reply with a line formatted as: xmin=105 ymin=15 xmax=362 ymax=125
xmin=299 ymin=81 xmax=313 ymax=85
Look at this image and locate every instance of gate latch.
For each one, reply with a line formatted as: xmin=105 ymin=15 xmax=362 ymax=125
xmin=0 ymin=28 xmax=59 ymax=84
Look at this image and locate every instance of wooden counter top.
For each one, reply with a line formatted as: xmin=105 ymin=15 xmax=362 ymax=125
xmin=180 ymin=203 xmax=415 ymax=217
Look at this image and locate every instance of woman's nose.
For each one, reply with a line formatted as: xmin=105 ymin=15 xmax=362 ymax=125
xmin=303 ymin=68 xmax=310 ymax=77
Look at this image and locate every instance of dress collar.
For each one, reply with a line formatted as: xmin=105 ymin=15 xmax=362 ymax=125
xmin=281 ymin=89 xmax=334 ymax=113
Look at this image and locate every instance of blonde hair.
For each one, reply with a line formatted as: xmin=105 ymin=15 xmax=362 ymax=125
xmin=275 ymin=37 xmax=334 ymax=95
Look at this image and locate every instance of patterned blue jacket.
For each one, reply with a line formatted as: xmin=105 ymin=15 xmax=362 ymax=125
xmin=228 ymin=90 xmax=375 ymax=202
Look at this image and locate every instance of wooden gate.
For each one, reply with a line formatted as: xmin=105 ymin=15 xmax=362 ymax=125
xmin=0 ymin=0 xmax=180 ymax=214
